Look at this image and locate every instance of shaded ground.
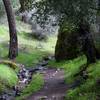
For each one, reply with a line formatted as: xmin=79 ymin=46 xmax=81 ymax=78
xmin=27 ymin=68 xmax=68 ymax=100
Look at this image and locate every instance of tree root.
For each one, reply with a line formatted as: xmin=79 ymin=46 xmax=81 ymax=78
xmin=0 ymin=60 xmax=18 ymax=69
xmin=74 ymin=64 xmax=88 ymax=80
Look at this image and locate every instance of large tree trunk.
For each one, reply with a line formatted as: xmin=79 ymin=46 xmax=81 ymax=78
xmin=3 ymin=0 xmax=18 ymax=59
xmin=55 ymin=27 xmax=80 ymax=62
xmin=81 ymin=33 xmax=96 ymax=64
xmin=79 ymin=20 xmax=100 ymax=64
xmin=74 ymin=21 xmax=100 ymax=78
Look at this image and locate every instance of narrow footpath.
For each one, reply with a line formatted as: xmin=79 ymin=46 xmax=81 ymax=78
xmin=27 ymin=62 xmax=68 ymax=100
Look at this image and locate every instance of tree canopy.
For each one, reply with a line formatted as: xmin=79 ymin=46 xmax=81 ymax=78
xmin=33 ymin=0 xmax=97 ymax=26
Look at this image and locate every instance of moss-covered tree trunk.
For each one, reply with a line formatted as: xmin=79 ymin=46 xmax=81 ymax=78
xmin=55 ymin=27 xmax=80 ymax=62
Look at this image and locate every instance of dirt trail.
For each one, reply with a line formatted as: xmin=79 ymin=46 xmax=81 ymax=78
xmin=27 ymin=68 xmax=68 ymax=100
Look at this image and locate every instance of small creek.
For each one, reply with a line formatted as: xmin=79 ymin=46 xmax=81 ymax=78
xmin=0 ymin=56 xmax=56 ymax=100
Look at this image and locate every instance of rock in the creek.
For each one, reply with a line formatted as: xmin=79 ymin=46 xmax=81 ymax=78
xmin=4 ymin=89 xmax=16 ymax=97
xmin=25 ymin=70 xmax=29 ymax=77
xmin=19 ymin=78 xmax=28 ymax=84
xmin=14 ymin=86 xmax=21 ymax=96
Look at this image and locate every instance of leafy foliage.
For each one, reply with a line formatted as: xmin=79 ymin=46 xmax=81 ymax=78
xmin=11 ymin=0 xmax=19 ymax=8
xmin=19 ymin=0 xmax=34 ymax=11
xmin=33 ymin=0 xmax=97 ymax=26
xmin=0 ymin=0 xmax=19 ymax=17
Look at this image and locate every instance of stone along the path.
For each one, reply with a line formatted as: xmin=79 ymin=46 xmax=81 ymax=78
xmin=27 ymin=68 xmax=68 ymax=100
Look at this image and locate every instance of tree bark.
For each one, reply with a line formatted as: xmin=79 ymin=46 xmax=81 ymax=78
xmin=79 ymin=21 xmax=100 ymax=64
xmin=3 ymin=0 xmax=18 ymax=59
xmin=55 ymin=20 xmax=100 ymax=63
xmin=55 ymin=27 xmax=80 ymax=62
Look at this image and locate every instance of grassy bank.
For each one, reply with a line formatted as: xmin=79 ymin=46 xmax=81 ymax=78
xmin=16 ymin=73 xmax=44 ymax=100
xmin=0 ymin=24 xmax=57 ymax=67
xmin=0 ymin=64 xmax=18 ymax=93
xmin=49 ymin=56 xmax=100 ymax=100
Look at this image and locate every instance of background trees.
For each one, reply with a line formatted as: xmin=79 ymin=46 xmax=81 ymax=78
xmin=18 ymin=0 xmax=33 ymax=23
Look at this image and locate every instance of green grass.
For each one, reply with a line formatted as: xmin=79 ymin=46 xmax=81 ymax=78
xmin=0 ymin=25 xmax=57 ymax=67
xmin=65 ymin=61 xmax=100 ymax=100
xmin=0 ymin=24 xmax=56 ymax=98
xmin=0 ymin=25 xmax=9 ymax=40
xmin=49 ymin=56 xmax=100 ymax=100
xmin=16 ymin=51 xmax=48 ymax=67
xmin=16 ymin=25 xmax=99 ymax=100
xmin=0 ymin=64 xmax=18 ymax=87
xmin=49 ymin=55 xmax=87 ymax=83
xmin=16 ymin=73 xmax=44 ymax=100
xmin=0 ymin=64 xmax=18 ymax=93
xmin=1 ymin=20 xmax=100 ymax=100
xmin=0 ymin=44 xmax=8 ymax=58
